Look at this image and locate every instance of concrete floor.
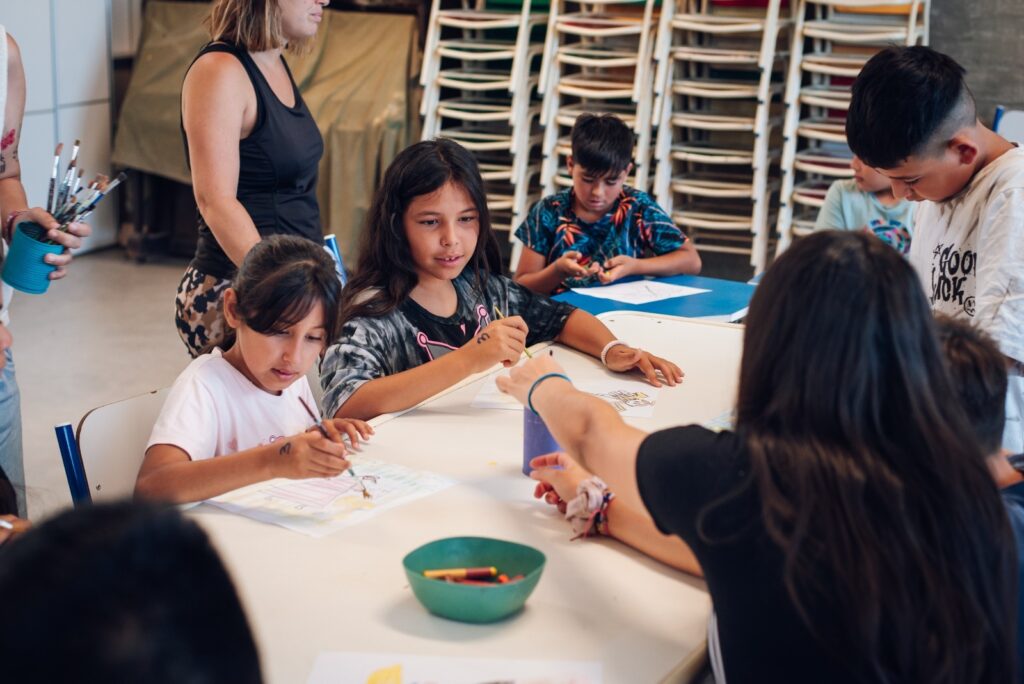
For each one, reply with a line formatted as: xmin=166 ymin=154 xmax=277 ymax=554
xmin=11 ymin=250 xmax=190 ymax=519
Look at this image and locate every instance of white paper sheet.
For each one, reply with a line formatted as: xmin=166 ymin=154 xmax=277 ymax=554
xmin=570 ymin=280 xmax=709 ymax=305
xmin=472 ymin=378 xmax=660 ymax=418
xmin=307 ymin=651 xmax=602 ymax=684
xmin=208 ymin=458 xmax=453 ymax=538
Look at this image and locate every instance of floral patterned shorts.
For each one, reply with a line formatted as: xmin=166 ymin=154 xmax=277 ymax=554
xmin=175 ymin=266 xmax=231 ymax=358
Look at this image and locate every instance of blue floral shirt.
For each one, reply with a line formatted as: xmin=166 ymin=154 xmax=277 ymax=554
xmin=514 ymin=186 xmax=687 ymax=292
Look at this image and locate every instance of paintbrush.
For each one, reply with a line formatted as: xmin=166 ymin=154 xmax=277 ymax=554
xmin=297 ymin=396 xmax=371 ymax=500
xmin=47 ymin=143 xmax=63 ymax=214
xmin=493 ymin=305 xmax=533 ymax=358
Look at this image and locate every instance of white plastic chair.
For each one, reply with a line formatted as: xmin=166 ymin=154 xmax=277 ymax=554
xmin=994 ymin=107 xmax=1024 ymax=145
xmin=56 ymin=388 xmax=169 ymax=505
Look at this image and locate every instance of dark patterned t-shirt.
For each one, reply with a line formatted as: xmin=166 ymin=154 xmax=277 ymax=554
xmin=319 ymin=272 xmax=576 ymax=417
xmin=513 ymin=186 xmax=687 ymax=292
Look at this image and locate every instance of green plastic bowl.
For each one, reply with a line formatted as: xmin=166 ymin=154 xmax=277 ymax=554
xmin=403 ymin=536 xmax=546 ymax=623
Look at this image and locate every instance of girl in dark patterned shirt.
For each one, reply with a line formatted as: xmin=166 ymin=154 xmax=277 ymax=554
xmin=320 ymin=139 xmax=683 ymax=420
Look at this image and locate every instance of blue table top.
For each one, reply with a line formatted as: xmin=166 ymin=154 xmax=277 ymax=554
xmin=553 ymin=274 xmax=756 ymax=321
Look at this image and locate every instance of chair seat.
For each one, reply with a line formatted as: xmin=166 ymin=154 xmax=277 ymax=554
xmin=436 ymin=98 xmax=515 ymax=122
xmin=556 ymin=12 xmax=648 ymax=38
xmin=436 ymin=38 xmax=544 ymax=63
xmin=671 ymin=12 xmax=769 ymax=34
xmin=558 ymin=75 xmax=636 ymax=99
xmin=674 ymin=78 xmax=779 ymax=99
xmin=801 ymin=51 xmax=869 ymax=78
xmin=799 ymin=84 xmax=852 ymax=110
xmin=792 ymin=180 xmax=833 ymax=208
xmin=671 ymin=175 xmax=757 ymax=198
xmin=673 ymin=208 xmax=755 ymax=231
xmin=438 ymin=68 xmax=537 ymax=92
xmin=672 ymin=111 xmax=757 ymax=132
xmin=557 ymin=45 xmax=643 ymax=68
xmin=794 ymin=148 xmax=854 ymax=176
xmin=670 ymin=45 xmax=767 ymax=65
xmin=669 ymin=142 xmax=755 ymax=165
xmin=556 ymin=103 xmax=639 ymax=127
xmin=437 ymin=9 xmax=546 ymax=31
xmin=802 ymin=18 xmax=919 ymax=44
xmin=796 ymin=117 xmax=848 ymax=143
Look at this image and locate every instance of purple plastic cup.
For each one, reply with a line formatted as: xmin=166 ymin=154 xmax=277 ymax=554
xmin=522 ymin=407 xmax=561 ymax=476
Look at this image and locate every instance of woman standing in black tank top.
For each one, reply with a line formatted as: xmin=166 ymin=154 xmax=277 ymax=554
xmin=177 ymin=0 xmax=329 ymax=357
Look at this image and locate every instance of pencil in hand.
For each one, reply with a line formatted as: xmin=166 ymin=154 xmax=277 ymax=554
xmin=297 ymin=397 xmax=372 ymax=499
xmin=493 ymin=305 xmax=533 ymax=358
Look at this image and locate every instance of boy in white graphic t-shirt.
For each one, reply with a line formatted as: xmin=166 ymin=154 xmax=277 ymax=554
xmin=846 ymin=46 xmax=1024 ymax=453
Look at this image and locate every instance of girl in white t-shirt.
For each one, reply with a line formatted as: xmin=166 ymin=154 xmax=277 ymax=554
xmin=136 ymin=235 xmax=372 ymax=504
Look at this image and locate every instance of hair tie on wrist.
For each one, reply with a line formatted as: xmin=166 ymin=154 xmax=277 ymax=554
xmin=527 ymin=372 xmax=571 ymax=414
xmin=600 ymin=340 xmax=629 ymax=366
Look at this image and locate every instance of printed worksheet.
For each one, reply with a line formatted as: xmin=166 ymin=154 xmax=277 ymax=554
xmin=570 ymin=280 xmax=708 ymax=305
xmin=307 ymin=651 xmax=602 ymax=684
xmin=208 ymin=459 xmax=453 ymax=538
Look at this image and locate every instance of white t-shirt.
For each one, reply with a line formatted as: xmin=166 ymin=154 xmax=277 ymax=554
xmin=910 ymin=146 xmax=1024 ymax=453
xmin=147 ymin=348 xmax=319 ymax=460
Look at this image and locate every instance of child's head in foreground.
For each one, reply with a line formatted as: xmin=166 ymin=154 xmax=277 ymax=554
xmin=0 ymin=501 xmax=261 ymax=683
xmin=568 ymin=113 xmax=635 ymax=217
xmin=846 ymin=46 xmax=980 ymax=203
xmin=935 ymin=314 xmax=1008 ymax=458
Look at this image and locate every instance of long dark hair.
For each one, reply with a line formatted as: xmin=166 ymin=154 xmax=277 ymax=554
xmin=340 ymin=138 xmax=502 ymax=323
xmin=735 ymin=231 xmax=1016 ymax=682
xmin=218 ymin=234 xmax=342 ymax=351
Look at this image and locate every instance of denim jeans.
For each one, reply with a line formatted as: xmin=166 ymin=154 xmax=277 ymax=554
xmin=0 ymin=348 xmax=24 ymax=516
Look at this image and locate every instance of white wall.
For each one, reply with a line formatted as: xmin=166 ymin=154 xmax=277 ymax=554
xmin=1 ymin=0 xmax=116 ymax=252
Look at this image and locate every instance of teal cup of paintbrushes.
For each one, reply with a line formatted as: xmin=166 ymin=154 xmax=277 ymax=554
xmin=2 ymin=221 xmax=63 ymax=294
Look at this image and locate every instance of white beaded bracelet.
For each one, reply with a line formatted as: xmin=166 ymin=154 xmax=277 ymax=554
xmin=600 ymin=340 xmax=630 ymax=366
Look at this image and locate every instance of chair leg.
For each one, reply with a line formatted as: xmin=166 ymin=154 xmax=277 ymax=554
xmin=55 ymin=422 xmax=91 ymax=506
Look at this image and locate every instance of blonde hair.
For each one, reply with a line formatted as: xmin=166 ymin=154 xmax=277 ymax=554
xmin=205 ymin=0 xmax=315 ymax=55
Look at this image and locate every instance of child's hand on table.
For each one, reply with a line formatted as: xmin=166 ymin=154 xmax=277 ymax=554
xmin=529 ymin=452 xmax=590 ymax=514
xmin=465 ymin=316 xmax=529 ymax=370
xmin=597 ymin=255 xmax=638 ymax=284
xmin=273 ymin=430 xmax=351 ymax=480
xmin=604 ymin=345 xmax=683 ymax=387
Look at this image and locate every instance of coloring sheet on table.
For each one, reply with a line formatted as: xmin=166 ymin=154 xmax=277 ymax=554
xmin=307 ymin=651 xmax=602 ymax=684
xmin=472 ymin=377 xmax=660 ymax=418
xmin=570 ymin=280 xmax=708 ymax=305
xmin=208 ymin=458 xmax=453 ymax=538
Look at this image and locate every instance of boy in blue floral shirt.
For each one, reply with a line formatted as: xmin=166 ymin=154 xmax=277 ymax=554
xmin=514 ymin=114 xmax=701 ymax=294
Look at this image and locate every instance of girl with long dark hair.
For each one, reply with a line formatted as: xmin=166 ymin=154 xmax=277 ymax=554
xmin=319 ymin=139 xmax=682 ymax=421
xmin=497 ymin=230 xmax=1018 ymax=683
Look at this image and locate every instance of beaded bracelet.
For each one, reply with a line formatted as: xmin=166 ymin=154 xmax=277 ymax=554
xmin=526 ymin=372 xmax=571 ymax=414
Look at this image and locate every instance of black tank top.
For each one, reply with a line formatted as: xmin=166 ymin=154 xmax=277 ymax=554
xmin=183 ymin=42 xmax=324 ymax=279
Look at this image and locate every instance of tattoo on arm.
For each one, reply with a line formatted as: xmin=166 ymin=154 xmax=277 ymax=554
xmin=0 ymin=129 xmax=14 ymax=175
xmin=278 ymin=441 xmax=292 ymax=456
xmin=477 ymin=332 xmax=491 ymax=344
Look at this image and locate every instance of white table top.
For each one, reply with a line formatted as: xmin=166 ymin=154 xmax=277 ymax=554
xmin=190 ymin=313 xmax=745 ymax=684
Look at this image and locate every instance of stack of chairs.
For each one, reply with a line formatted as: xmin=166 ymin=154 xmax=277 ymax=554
xmin=652 ymin=0 xmax=792 ymax=274
xmin=420 ymin=0 xmax=549 ymax=252
xmin=775 ymin=0 xmax=929 ymax=252
xmin=537 ymin=0 xmax=665 ymax=199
